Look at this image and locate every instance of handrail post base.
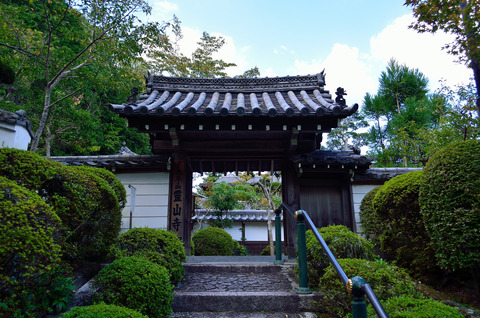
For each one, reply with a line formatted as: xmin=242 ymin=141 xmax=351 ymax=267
xmin=296 ymin=286 xmax=312 ymax=294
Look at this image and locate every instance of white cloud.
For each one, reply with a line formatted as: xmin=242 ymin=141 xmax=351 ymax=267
xmin=150 ymin=1 xmax=179 ymax=21
xmin=291 ymin=44 xmax=376 ymax=106
xmin=370 ymin=14 xmax=471 ymax=92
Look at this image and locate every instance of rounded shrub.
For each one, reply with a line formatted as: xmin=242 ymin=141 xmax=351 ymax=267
xmin=359 ymin=186 xmax=381 ymax=242
xmin=0 ymin=148 xmax=123 ymax=261
xmin=232 ymin=240 xmax=248 ymax=256
xmin=91 ymin=256 xmax=173 ymax=318
xmin=305 ymin=225 xmax=377 ymax=289
xmin=420 ymin=140 xmax=480 ymax=274
xmin=0 ymin=176 xmax=63 ymax=317
xmin=191 ymin=227 xmax=234 ymax=256
xmin=366 ymin=295 xmax=462 ymax=318
xmin=317 ymin=258 xmax=420 ymax=317
xmin=113 ymin=228 xmax=186 ymax=283
xmin=62 ymin=302 xmax=148 ymax=318
xmin=371 ymin=170 xmax=438 ymax=278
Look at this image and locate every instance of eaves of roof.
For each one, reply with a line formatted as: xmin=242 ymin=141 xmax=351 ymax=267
xmin=110 ymin=72 xmax=358 ymax=119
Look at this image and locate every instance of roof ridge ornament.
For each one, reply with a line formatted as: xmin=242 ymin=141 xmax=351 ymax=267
xmin=335 ymin=87 xmax=347 ymax=107
xmin=118 ymin=142 xmax=137 ymax=156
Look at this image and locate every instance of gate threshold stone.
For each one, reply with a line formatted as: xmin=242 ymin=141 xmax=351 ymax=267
xmin=185 ymin=256 xmax=290 ymax=263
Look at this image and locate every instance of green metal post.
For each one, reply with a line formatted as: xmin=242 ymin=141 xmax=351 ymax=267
xmin=274 ymin=208 xmax=284 ymax=265
xmin=295 ymin=210 xmax=312 ymax=294
xmin=350 ymin=276 xmax=367 ymax=318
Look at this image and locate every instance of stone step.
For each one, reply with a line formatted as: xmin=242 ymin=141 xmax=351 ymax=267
xmin=171 ymin=312 xmax=318 ymax=318
xmin=173 ymin=261 xmax=321 ymax=314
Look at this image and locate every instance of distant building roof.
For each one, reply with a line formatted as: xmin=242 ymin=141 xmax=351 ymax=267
xmin=193 ymin=209 xmax=281 ymax=222
xmin=0 ymin=109 xmax=34 ymax=139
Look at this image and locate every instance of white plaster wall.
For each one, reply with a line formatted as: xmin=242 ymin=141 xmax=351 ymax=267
xmin=225 ymin=222 xmax=284 ymax=241
xmin=0 ymin=123 xmax=31 ymax=150
xmin=116 ymin=172 xmax=170 ymax=231
xmin=351 ymin=184 xmax=380 ymax=233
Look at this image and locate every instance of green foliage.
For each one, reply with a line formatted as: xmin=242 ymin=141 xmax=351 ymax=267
xmin=62 ymin=302 xmax=148 ymax=318
xmin=207 ymin=182 xmax=237 ymax=228
xmin=192 ymin=227 xmax=235 ymax=256
xmin=77 ymin=166 xmax=127 ymax=210
xmin=0 ymin=148 xmax=122 ymax=261
xmin=317 ymin=258 xmax=420 ymax=317
xmin=371 ymin=170 xmax=439 ymax=278
xmin=358 ymin=186 xmax=381 ymax=241
xmin=113 ymin=228 xmax=186 ymax=284
xmin=420 ymin=140 xmax=480 ymax=273
xmin=92 ymin=256 xmax=173 ymax=318
xmin=366 ymin=295 xmax=462 ymax=318
xmin=305 ymin=225 xmax=377 ymax=289
xmin=0 ymin=176 xmax=64 ymax=317
xmin=232 ymin=240 xmax=248 ymax=256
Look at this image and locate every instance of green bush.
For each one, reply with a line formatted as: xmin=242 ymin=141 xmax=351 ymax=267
xmin=371 ymin=170 xmax=439 ymax=278
xmin=0 ymin=176 xmax=64 ymax=317
xmin=77 ymin=166 xmax=127 ymax=210
xmin=62 ymin=302 xmax=147 ymax=318
xmin=113 ymin=228 xmax=186 ymax=283
xmin=420 ymin=140 xmax=480 ymax=274
xmin=232 ymin=240 xmax=248 ymax=256
xmin=305 ymin=225 xmax=377 ymax=289
xmin=191 ymin=227 xmax=234 ymax=256
xmin=92 ymin=256 xmax=173 ymax=318
xmin=359 ymin=186 xmax=381 ymax=241
xmin=0 ymin=148 xmax=123 ymax=261
xmin=366 ymin=295 xmax=462 ymax=318
xmin=318 ymin=258 xmax=420 ymax=317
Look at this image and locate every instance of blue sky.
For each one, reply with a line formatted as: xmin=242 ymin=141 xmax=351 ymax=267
xmin=146 ymin=0 xmax=472 ymax=107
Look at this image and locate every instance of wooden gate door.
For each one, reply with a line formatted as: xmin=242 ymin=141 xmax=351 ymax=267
xmin=299 ymin=178 xmax=353 ymax=230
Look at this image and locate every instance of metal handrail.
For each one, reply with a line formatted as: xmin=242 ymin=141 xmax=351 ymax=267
xmin=275 ymin=203 xmax=388 ymax=318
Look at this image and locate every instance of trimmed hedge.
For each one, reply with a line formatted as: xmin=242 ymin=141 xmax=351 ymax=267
xmin=305 ymin=225 xmax=377 ymax=289
xmin=371 ymin=171 xmax=438 ymax=278
xmin=92 ymin=256 xmax=173 ymax=318
xmin=0 ymin=148 xmax=123 ymax=261
xmin=113 ymin=228 xmax=186 ymax=283
xmin=192 ymin=227 xmax=234 ymax=256
xmin=420 ymin=140 xmax=480 ymax=273
xmin=366 ymin=295 xmax=462 ymax=318
xmin=0 ymin=176 xmax=62 ymax=317
xmin=359 ymin=186 xmax=381 ymax=242
xmin=317 ymin=258 xmax=420 ymax=317
xmin=62 ymin=302 xmax=148 ymax=318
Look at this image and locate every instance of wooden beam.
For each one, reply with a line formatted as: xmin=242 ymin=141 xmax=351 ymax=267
xmin=289 ymin=127 xmax=299 ymax=152
xmin=169 ymin=127 xmax=179 ymax=149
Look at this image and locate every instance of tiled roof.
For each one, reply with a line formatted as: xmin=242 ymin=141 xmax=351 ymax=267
xmin=192 ymin=209 xmax=282 ymax=222
xmin=49 ymin=145 xmax=169 ymax=170
xmin=0 ymin=109 xmax=34 ymax=138
xmin=291 ymin=150 xmax=372 ymax=169
xmin=110 ymin=72 xmax=358 ymax=118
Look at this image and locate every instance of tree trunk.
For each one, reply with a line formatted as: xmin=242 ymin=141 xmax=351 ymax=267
xmin=471 ymin=59 xmax=480 ymax=117
xmin=30 ymin=85 xmax=53 ymax=152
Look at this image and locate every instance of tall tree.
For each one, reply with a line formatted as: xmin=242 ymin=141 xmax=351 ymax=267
xmin=405 ymin=0 xmax=480 ymax=114
xmin=326 ymin=111 xmax=369 ymax=151
xmin=148 ymin=18 xmax=259 ymax=78
xmin=0 ymin=0 xmax=167 ymax=154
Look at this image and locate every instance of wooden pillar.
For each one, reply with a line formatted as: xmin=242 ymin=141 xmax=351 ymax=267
xmin=168 ymin=155 xmax=193 ymax=253
xmin=282 ymin=159 xmax=300 ymax=258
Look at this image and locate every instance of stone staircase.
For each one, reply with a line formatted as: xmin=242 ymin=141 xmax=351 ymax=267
xmin=171 ymin=256 xmax=321 ymax=318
